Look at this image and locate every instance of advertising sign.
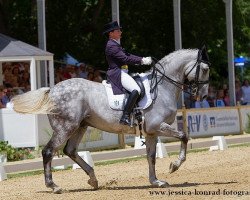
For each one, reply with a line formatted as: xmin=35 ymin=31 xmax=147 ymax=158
xmin=186 ymin=108 xmax=240 ymax=138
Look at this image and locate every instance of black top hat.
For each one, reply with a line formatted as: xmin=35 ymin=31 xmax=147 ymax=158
xmin=103 ymin=21 xmax=122 ymax=35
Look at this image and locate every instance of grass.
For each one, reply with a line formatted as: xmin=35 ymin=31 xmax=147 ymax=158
xmin=6 ymin=142 xmax=250 ymax=179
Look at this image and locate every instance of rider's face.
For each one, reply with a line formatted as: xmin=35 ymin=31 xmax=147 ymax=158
xmin=109 ymin=29 xmax=122 ymax=40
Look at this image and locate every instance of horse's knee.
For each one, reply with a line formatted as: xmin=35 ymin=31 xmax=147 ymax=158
xmin=42 ymin=148 xmax=53 ymax=162
xmin=179 ymin=132 xmax=188 ymax=143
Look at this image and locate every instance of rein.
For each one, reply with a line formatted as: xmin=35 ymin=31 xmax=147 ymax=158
xmin=149 ymin=51 xmax=210 ymax=101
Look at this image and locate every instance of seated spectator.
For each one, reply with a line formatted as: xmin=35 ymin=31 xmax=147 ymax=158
xmin=93 ymin=69 xmax=103 ymax=83
xmin=241 ymin=79 xmax=250 ymax=105
xmin=214 ymin=89 xmax=225 ymax=107
xmin=0 ymin=87 xmax=6 ymax=108
xmin=235 ymin=80 xmax=243 ymax=104
xmin=19 ymin=72 xmax=30 ymax=90
xmin=68 ymin=65 xmax=77 ymax=78
xmin=3 ymin=71 xmax=13 ymax=86
xmin=87 ymin=72 xmax=94 ymax=81
xmin=1 ymin=88 xmax=10 ymax=106
xmin=23 ymin=62 xmax=30 ymax=73
xmin=87 ymin=65 xmax=94 ymax=74
xmin=63 ymin=65 xmax=72 ymax=80
xmin=223 ymin=89 xmax=230 ymax=106
xmin=78 ymin=63 xmax=88 ymax=79
xmin=55 ymin=67 xmax=64 ymax=83
xmin=192 ymin=95 xmax=210 ymax=108
xmin=206 ymin=86 xmax=216 ymax=107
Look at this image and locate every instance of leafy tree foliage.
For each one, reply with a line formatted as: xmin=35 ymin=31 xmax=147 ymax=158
xmin=0 ymin=0 xmax=250 ymax=84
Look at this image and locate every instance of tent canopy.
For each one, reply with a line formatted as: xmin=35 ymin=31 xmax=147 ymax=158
xmin=0 ymin=33 xmax=54 ymax=89
xmin=0 ymin=33 xmax=53 ymax=58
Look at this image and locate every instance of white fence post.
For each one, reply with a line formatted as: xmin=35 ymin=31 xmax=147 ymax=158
xmin=0 ymin=163 xmax=7 ymax=181
xmin=72 ymin=151 xmax=94 ymax=170
xmin=209 ymin=136 xmax=228 ymax=151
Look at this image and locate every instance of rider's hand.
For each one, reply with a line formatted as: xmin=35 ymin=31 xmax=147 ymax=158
xmin=141 ymin=57 xmax=152 ymax=65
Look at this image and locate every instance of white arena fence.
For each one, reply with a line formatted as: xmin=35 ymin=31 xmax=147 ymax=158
xmin=0 ymin=105 xmax=250 ymax=149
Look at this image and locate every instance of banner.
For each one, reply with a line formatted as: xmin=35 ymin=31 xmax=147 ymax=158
xmin=186 ymin=108 xmax=240 ymax=138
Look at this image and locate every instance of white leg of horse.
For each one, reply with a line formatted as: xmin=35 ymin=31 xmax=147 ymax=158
xmin=42 ymin=135 xmax=66 ymax=194
xmin=146 ymin=135 xmax=168 ymax=187
xmin=158 ymin=122 xmax=188 ymax=173
xmin=42 ymin=116 xmax=81 ymax=194
xmin=63 ymin=126 xmax=98 ymax=190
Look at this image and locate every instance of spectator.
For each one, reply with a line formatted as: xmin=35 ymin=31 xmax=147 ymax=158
xmin=63 ymin=65 xmax=71 ymax=80
xmin=12 ymin=65 xmax=21 ymax=83
xmin=223 ymin=89 xmax=230 ymax=106
xmin=241 ymin=79 xmax=250 ymax=105
xmin=93 ymin=69 xmax=103 ymax=83
xmin=235 ymin=80 xmax=243 ymax=104
xmin=55 ymin=67 xmax=64 ymax=83
xmin=0 ymin=87 xmax=6 ymax=108
xmin=19 ymin=71 xmax=30 ymax=90
xmin=78 ymin=63 xmax=88 ymax=79
xmin=214 ymin=89 xmax=225 ymax=107
xmin=87 ymin=72 xmax=94 ymax=81
xmin=1 ymin=88 xmax=10 ymax=107
xmin=23 ymin=62 xmax=30 ymax=73
xmin=192 ymin=95 xmax=210 ymax=108
xmin=68 ymin=65 xmax=77 ymax=78
xmin=206 ymin=86 xmax=216 ymax=107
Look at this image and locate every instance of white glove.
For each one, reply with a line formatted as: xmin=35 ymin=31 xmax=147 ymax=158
xmin=141 ymin=57 xmax=152 ymax=65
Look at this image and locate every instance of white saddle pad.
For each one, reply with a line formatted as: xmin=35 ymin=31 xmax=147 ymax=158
xmin=102 ymin=73 xmax=152 ymax=110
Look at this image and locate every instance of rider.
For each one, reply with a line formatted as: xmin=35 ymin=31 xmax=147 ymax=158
xmin=103 ymin=21 xmax=152 ymax=125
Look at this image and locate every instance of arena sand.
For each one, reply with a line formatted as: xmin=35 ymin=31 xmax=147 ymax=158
xmin=0 ymin=146 xmax=249 ymax=200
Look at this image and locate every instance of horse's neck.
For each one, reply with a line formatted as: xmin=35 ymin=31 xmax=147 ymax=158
xmin=159 ymin=49 xmax=198 ymax=83
xmin=147 ymin=49 xmax=198 ymax=105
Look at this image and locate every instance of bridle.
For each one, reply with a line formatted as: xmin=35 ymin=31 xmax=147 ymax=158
xmin=149 ymin=46 xmax=211 ymax=101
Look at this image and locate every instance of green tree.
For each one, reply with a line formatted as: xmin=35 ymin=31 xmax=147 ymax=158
xmin=1 ymin=0 xmax=250 ymax=83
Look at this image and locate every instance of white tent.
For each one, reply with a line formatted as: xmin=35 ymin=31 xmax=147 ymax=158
xmin=0 ymin=33 xmax=54 ymax=89
xmin=0 ymin=33 xmax=54 ymax=147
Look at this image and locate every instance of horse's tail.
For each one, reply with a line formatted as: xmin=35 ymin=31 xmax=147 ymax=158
xmin=11 ymin=87 xmax=56 ymax=114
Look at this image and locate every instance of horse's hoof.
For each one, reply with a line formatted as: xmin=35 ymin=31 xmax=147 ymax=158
xmin=53 ymin=186 xmax=62 ymax=194
xmin=151 ymin=180 xmax=169 ymax=188
xmin=88 ymin=179 xmax=99 ymax=190
xmin=169 ymin=162 xmax=179 ymax=174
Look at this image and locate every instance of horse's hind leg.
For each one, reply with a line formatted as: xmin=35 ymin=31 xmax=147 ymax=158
xmin=42 ymin=117 xmax=80 ymax=193
xmin=146 ymin=135 xmax=168 ymax=187
xmin=63 ymin=125 xmax=98 ymax=190
xmin=42 ymin=134 xmax=67 ymax=194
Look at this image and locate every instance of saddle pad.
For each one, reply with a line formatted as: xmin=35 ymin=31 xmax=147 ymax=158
xmin=102 ymin=73 xmax=152 ymax=110
xmin=102 ymin=80 xmax=127 ymax=110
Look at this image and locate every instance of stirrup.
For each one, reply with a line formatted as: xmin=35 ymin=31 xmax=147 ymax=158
xmin=119 ymin=118 xmax=130 ymax=125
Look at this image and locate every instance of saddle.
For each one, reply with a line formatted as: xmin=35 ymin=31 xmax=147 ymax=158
xmin=102 ymin=73 xmax=152 ymax=111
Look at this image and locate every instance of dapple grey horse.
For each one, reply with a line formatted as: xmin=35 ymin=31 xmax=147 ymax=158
xmin=11 ymin=48 xmax=210 ymax=193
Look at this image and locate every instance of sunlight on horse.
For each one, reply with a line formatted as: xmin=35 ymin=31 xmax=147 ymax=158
xmin=11 ymin=47 xmax=210 ymax=193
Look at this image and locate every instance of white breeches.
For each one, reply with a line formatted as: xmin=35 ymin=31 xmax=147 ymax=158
xmin=121 ymin=71 xmax=141 ymax=94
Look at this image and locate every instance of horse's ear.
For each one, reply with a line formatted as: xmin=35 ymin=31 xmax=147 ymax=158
xmin=199 ymin=44 xmax=210 ymax=66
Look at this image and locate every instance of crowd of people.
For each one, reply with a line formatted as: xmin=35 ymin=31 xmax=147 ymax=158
xmin=55 ymin=63 xmax=104 ymax=84
xmin=1 ymin=61 xmax=250 ymax=110
xmin=0 ymin=61 xmax=105 ymax=108
xmin=0 ymin=62 xmax=31 ymax=108
xmin=184 ymin=79 xmax=250 ymax=109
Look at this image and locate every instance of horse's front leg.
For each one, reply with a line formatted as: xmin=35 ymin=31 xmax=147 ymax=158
xmin=145 ymin=135 xmax=168 ymax=187
xmin=158 ymin=122 xmax=188 ymax=173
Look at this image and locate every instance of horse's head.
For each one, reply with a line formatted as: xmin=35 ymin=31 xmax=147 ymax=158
xmin=184 ymin=45 xmax=210 ymax=100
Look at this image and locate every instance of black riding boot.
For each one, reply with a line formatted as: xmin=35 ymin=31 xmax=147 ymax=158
xmin=119 ymin=90 xmax=140 ymax=125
